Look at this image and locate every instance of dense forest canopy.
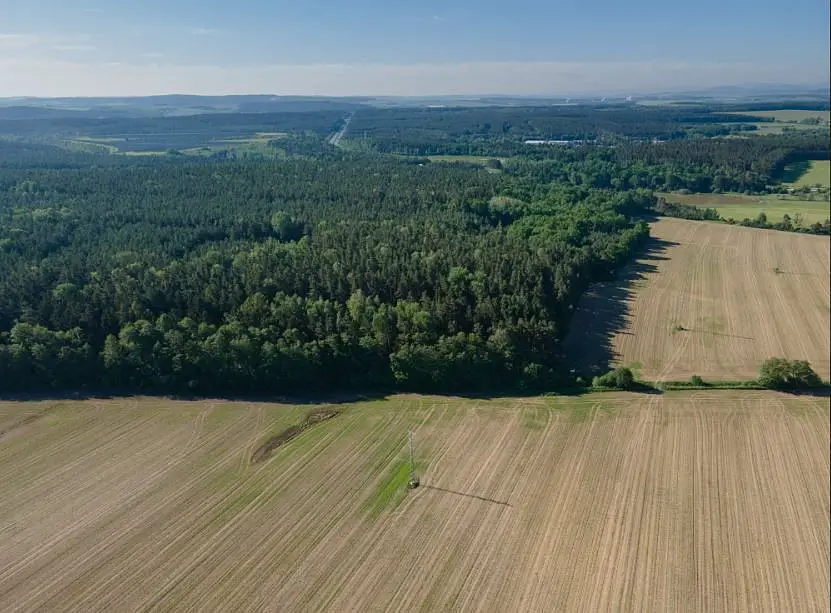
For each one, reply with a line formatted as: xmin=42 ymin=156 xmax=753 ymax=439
xmin=0 ymin=144 xmax=652 ymax=392
xmin=505 ymin=132 xmax=829 ymax=193
xmin=0 ymin=102 xmax=828 ymax=393
xmin=343 ymin=105 xmax=778 ymax=155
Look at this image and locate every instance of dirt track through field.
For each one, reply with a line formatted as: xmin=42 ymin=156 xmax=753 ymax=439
xmin=565 ymin=218 xmax=831 ymax=381
xmin=0 ymin=393 xmax=828 ymax=612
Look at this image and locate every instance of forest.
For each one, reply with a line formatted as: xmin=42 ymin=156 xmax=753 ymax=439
xmin=343 ymin=105 xmax=772 ymax=155
xmin=0 ymin=146 xmax=651 ymax=392
xmin=0 ymin=105 xmax=828 ymax=394
xmin=508 ymin=132 xmax=829 ymax=194
xmin=0 ymin=111 xmax=347 ymax=153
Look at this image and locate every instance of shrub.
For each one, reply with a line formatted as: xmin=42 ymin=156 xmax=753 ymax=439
xmin=593 ymin=366 xmax=635 ymax=390
xmin=758 ymin=358 xmax=822 ymax=390
xmin=690 ymin=375 xmax=705 ymax=386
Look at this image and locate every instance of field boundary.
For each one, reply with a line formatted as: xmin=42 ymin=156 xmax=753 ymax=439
xmin=588 ymin=380 xmax=830 ymax=394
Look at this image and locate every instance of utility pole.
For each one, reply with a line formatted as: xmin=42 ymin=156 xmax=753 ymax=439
xmin=407 ymin=430 xmax=419 ymax=489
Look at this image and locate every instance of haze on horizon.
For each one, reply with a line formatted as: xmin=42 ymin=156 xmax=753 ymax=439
xmin=1 ymin=0 xmax=829 ymax=97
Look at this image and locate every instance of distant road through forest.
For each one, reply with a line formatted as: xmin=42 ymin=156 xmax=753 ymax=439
xmin=327 ymin=113 xmax=354 ymax=146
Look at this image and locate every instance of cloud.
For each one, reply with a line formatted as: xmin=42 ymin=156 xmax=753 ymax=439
xmin=0 ymin=59 xmax=826 ymax=98
xmin=51 ymin=44 xmax=96 ymax=52
xmin=0 ymin=34 xmax=43 ymax=49
xmin=188 ymin=27 xmax=221 ymax=36
xmin=1 ymin=33 xmax=94 ymax=56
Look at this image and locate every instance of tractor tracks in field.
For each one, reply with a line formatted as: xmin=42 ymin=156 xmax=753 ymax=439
xmin=250 ymin=406 xmax=342 ymax=464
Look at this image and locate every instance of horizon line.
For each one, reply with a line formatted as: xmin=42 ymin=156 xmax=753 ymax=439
xmin=2 ymin=82 xmax=829 ymax=102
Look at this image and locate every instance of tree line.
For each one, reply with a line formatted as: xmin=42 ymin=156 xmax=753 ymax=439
xmin=653 ymin=198 xmax=830 ymax=235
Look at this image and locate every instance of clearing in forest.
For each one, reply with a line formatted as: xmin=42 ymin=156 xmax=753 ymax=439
xmin=723 ymin=109 xmax=831 ymax=135
xmin=783 ymin=159 xmax=831 ymax=189
xmin=565 ymin=217 xmax=831 ymax=381
xmin=728 ymin=109 xmax=831 ymax=123
xmin=659 ymin=191 xmax=830 ymax=224
xmin=0 ymin=392 xmax=828 ymax=612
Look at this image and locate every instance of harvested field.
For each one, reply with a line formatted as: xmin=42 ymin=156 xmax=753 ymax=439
xmin=0 ymin=392 xmax=828 ymax=612
xmin=565 ymin=217 xmax=831 ymax=381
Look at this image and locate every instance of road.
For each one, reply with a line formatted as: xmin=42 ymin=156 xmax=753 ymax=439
xmin=327 ymin=113 xmax=354 ymax=147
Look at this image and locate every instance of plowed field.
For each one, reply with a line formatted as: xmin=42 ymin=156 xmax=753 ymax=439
xmin=566 ymin=218 xmax=831 ymax=381
xmin=1 ymin=392 xmax=828 ymax=612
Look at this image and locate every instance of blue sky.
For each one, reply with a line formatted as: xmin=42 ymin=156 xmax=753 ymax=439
xmin=1 ymin=0 xmax=828 ymax=96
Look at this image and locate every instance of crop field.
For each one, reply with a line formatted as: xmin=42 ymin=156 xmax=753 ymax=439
xmin=747 ymin=122 xmax=827 ymax=135
xmin=784 ymin=160 xmax=831 ymax=189
xmin=659 ymin=192 xmax=830 ymax=224
xmin=723 ymin=110 xmax=831 ymax=136
xmin=0 ymin=392 xmax=828 ymax=612
xmin=729 ymin=109 xmax=831 ymax=123
xmin=62 ymin=132 xmax=288 ymax=157
xmin=566 ymin=218 xmax=831 ymax=381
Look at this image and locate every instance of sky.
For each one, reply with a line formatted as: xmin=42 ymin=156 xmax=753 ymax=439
xmin=0 ymin=0 xmax=829 ymax=97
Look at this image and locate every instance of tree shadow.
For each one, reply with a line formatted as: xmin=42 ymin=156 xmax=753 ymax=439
xmin=630 ymin=382 xmax=664 ymax=395
xmin=0 ymin=388 xmax=391 ymax=406
xmin=777 ymin=387 xmax=831 ymax=398
xmin=778 ymin=159 xmax=812 ymax=183
xmin=561 ymin=235 xmax=680 ymax=378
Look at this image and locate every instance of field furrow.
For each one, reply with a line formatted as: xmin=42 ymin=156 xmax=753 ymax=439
xmin=566 ymin=218 xmax=831 ymax=381
xmin=0 ymin=392 xmax=827 ymax=612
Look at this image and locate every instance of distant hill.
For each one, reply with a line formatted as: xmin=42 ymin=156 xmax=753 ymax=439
xmin=1 ymin=85 xmax=828 ymax=120
xmin=0 ymin=95 xmax=368 ymax=120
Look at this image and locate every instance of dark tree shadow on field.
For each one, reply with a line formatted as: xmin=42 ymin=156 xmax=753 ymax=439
xmin=561 ymin=235 xmax=680 ymax=378
xmin=778 ymin=387 xmax=831 ymax=398
xmin=0 ymin=388 xmax=391 ymax=406
xmin=778 ymin=159 xmax=812 ymax=183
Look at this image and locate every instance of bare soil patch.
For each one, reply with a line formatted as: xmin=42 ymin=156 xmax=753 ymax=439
xmin=250 ymin=406 xmax=341 ymax=463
